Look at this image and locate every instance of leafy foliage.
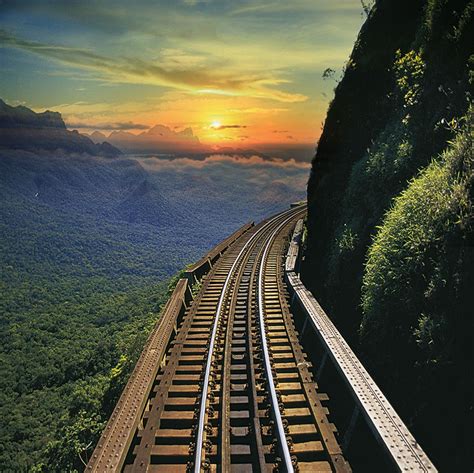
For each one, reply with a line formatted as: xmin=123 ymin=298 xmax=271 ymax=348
xmin=360 ymin=0 xmax=375 ymax=17
xmin=0 ymin=251 xmax=168 ymax=471
xmin=361 ymin=114 xmax=473 ymax=344
xmin=360 ymin=112 xmax=473 ymax=468
xmin=0 ymin=160 xmax=191 ymax=470
xmin=394 ymin=49 xmax=426 ymax=109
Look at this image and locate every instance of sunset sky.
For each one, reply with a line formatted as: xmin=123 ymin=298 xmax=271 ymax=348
xmin=0 ymin=0 xmax=364 ymax=149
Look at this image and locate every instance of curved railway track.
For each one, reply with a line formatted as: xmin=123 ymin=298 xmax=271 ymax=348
xmin=108 ymin=206 xmax=350 ymax=472
xmin=88 ymin=204 xmax=437 ymax=472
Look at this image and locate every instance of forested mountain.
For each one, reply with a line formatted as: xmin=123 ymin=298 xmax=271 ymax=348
xmin=0 ymin=101 xmax=307 ymax=471
xmin=304 ymin=0 xmax=473 ymax=470
xmin=0 ymin=141 xmax=200 ymax=470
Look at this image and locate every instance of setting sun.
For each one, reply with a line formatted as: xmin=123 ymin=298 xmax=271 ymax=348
xmin=210 ymin=120 xmax=221 ymax=129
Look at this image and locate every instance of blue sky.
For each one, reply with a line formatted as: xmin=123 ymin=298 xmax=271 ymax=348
xmin=0 ymin=0 xmax=365 ymax=145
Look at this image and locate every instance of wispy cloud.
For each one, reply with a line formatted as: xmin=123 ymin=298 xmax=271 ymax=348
xmin=67 ymin=120 xmax=149 ymax=131
xmin=0 ymin=1 xmax=219 ymax=41
xmin=230 ymin=0 xmax=361 ymax=16
xmin=182 ymin=0 xmax=211 ymax=6
xmin=0 ymin=29 xmax=307 ymax=103
xmin=0 ymin=0 xmax=364 ymax=146
xmin=228 ymin=107 xmax=289 ymax=114
xmin=214 ymin=124 xmax=247 ymax=130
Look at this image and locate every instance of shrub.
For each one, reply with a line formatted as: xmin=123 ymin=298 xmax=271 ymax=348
xmin=361 ymin=109 xmax=473 ymax=363
xmin=394 ymin=49 xmax=426 ymax=109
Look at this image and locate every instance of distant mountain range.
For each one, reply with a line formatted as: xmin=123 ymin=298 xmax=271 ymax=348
xmin=0 ymin=99 xmax=314 ymax=160
xmin=0 ymin=99 xmax=121 ymax=157
xmin=86 ymin=127 xmax=315 ymax=160
xmin=86 ymin=125 xmax=205 ymax=154
xmin=0 ymin=98 xmax=304 ymax=231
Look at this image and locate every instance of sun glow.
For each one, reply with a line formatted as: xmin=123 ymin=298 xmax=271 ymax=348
xmin=210 ymin=120 xmax=221 ymax=129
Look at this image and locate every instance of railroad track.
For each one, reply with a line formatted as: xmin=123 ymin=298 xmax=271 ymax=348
xmin=91 ymin=205 xmax=349 ymax=472
xmin=88 ymin=204 xmax=437 ymax=472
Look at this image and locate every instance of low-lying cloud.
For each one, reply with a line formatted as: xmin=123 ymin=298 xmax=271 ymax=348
xmin=135 ymin=153 xmax=309 ymax=218
xmin=138 ymin=154 xmax=311 ymax=170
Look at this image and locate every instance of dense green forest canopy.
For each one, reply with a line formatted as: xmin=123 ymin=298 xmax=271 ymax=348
xmin=0 ymin=192 xmax=173 ymax=471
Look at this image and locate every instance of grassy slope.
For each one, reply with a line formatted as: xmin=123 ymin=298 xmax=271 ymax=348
xmin=361 ymin=119 xmax=473 ymax=469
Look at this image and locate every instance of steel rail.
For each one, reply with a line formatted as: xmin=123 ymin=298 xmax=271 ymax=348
xmin=245 ymin=246 xmax=268 ymax=473
xmin=257 ymin=210 xmax=306 ymax=473
xmin=193 ymin=206 xmax=301 ymax=472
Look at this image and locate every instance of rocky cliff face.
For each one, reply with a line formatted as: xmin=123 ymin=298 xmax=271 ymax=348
xmin=0 ymin=100 xmax=121 ymax=157
xmin=304 ymin=0 xmax=473 ymax=469
xmin=0 ymin=99 xmax=66 ymax=129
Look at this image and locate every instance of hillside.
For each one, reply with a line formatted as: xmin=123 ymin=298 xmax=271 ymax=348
xmin=303 ymin=0 xmax=473 ymax=470
xmin=0 ymin=149 xmax=199 ymax=471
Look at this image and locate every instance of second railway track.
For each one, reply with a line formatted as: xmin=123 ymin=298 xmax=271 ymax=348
xmin=119 ymin=205 xmax=350 ymax=473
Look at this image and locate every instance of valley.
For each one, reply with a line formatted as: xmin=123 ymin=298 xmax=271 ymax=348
xmin=0 ymin=102 xmax=307 ymax=470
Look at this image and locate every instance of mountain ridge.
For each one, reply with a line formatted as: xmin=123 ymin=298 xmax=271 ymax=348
xmin=0 ymin=98 xmax=65 ymax=129
xmin=0 ymin=99 xmax=121 ymax=157
xmin=87 ymin=123 xmax=204 ymax=154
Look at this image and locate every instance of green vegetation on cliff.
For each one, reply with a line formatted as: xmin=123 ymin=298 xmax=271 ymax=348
xmin=361 ymin=117 xmax=473 ymax=468
xmin=305 ymin=0 xmax=473 ymax=470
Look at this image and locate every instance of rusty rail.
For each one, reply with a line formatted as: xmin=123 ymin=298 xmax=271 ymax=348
xmin=86 ymin=221 xmax=253 ymax=472
xmin=193 ymin=225 xmax=263 ymax=472
xmin=88 ymin=205 xmax=353 ymax=472
xmin=257 ymin=214 xmax=299 ymax=472
xmin=107 ymin=204 xmax=350 ymax=472
xmin=87 ymin=206 xmax=438 ymax=472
